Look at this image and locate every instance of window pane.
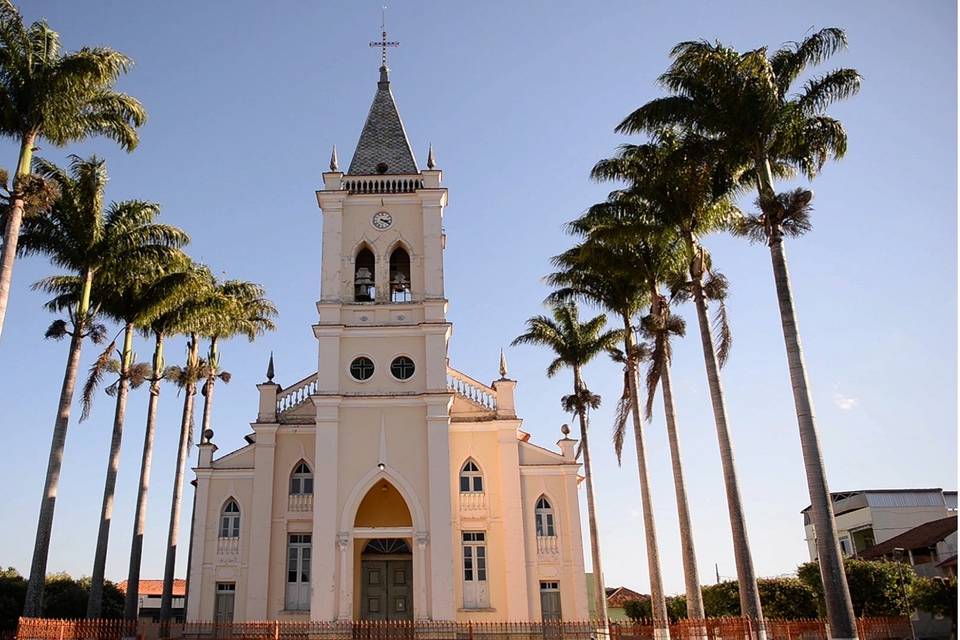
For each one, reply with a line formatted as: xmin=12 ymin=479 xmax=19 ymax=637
xmin=304 ymin=478 xmax=313 ymax=494
xmin=460 ymin=477 xmax=470 ymax=492
xmin=473 ymin=477 xmax=483 ymax=492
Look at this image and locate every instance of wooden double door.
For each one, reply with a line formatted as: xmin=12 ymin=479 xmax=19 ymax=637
xmin=360 ymin=556 xmax=413 ymax=620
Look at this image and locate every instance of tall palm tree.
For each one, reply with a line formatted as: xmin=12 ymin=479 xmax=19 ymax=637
xmin=72 ymin=255 xmax=193 ymax=618
xmin=617 ymin=31 xmax=861 ymax=638
xmin=159 ymin=269 xmax=220 ymax=622
xmin=123 ymin=264 xmax=212 ymax=621
xmin=0 ymin=1 xmax=146 ymax=340
xmin=19 ymin=156 xmax=185 ymax=616
xmin=592 ymin=131 xmax=768 ymax=631
xmin=172 ymin=278 xmax=276 ymax=615
xmin=512 ymin=302 xmax=620 ymax=627
xmin=563 ymin=200 xmax=707 ymax=620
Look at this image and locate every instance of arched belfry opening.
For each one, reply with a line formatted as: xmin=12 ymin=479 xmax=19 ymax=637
xmin=389 ymin=247 xmax=411 ymax=302
xmin=354 ymin=480 xmax=414 ymax=620
xmin=354 ymin=246 xmax=376 ymax=302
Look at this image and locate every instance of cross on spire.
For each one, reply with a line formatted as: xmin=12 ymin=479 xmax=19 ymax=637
xmin=369 ymin=7 xmax=399 ymax=69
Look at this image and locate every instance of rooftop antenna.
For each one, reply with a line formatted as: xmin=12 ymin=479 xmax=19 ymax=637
xmin=370 ymin=6 xmax=399 ymax=69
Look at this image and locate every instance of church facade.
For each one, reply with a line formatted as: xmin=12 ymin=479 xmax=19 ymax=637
xmin=185 ymin=62 xmax=590 ymax=623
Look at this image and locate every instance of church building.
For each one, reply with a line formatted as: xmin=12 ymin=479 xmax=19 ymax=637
xmin=185 ymin=57 xmax=590 ymax=623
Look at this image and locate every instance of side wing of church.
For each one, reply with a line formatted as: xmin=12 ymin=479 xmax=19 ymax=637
xmin=185 ymin=61 xmax=589 ymax=623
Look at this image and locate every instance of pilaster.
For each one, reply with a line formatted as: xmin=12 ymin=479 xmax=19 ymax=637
xmin=245 ymin=424 xmax=278 ymax=619
xmin=426 ymin=398 xmax=455 ymax=619
xmin=497 ymin=421 xmax=531 ymax=620
xmin=311 ymin=398 xmax=340 ymax=620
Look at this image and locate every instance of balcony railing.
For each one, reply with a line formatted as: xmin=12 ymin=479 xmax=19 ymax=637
xmin=288 ymin=493 xmax=313 ymax=513
xmin=459 ymin=491 xmax=487 ymax=512
xmin=537 ymin=535 xmax=560 ymax=556
xmin=216 ymin=536 xmax=239 ymax=556
xmin=276 ymin=373 xmax=318 ymax=413
xmin=447 ymin=367 xmax=497 ymax=411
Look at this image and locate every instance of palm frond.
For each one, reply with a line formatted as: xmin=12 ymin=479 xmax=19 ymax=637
xmin=81 ymin=340 xmax=115 ymax=421
xmin=44 ymin=319 xmax=68 ymax=340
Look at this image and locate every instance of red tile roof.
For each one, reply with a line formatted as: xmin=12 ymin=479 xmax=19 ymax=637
xmin=859 ymin=516 xmax=957 ymax=559
xmin=117 ymin=579 xmax=186 ymax=597
xmin=606 ymin=586 xmax=648 ymax=607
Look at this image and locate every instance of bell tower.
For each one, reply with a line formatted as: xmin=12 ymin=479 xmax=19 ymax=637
xmin=311 ymin=52 xmax=456 ymax=621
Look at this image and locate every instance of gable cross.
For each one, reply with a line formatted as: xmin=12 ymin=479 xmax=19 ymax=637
xmin=369 ymin=8 xmax=399 ymax=67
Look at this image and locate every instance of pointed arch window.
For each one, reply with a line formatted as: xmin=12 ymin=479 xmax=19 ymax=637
xmin=354 ymin=247 xmax=376 ymax=302
xmin=535 ymin=496 xmax=555 ymax=537
xmin=290 ymin=461 xmax=313 ymax=495
xmin=389 ymin=247 xmax=411 ymax=302
xmin=459 ymin=460 xmax=483 ymax=493
xmin=220 ymin=499 xmax=241 ymax=539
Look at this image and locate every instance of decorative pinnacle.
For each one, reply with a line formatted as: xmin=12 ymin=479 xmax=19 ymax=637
xmin=499 ymin=348 xmax=508 ymax=378
xmin=560 ymin=423 xmax=571 ymax=438
xmin=426 ymin=143 xmax=436 ymax=169
xmin=329 ymin=145 xmax=339 ymax=172
xmin=266 ymin=351 xmax=275 ymax=383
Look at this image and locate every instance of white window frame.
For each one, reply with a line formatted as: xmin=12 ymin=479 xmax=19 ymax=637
xmin=462 ymin=531 xmax=489 ymax=609
xmin=290 ymin=461 xmax=313 ymax=495
xmin=219 ymin=499 xmax=240 ymax=539
xmin=459 ymin=460 xmax=484 ymax=493
xmin=535 ymin=496 xmax=556 ymax=537
xmin=214 ymin=582 xmax=235 ymax=623
xmin=285 ymin=533 xmax=311 ymax=611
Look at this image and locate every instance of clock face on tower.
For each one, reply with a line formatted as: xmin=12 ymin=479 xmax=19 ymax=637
xmin=372 ymin=211 xmax=393 ymax=230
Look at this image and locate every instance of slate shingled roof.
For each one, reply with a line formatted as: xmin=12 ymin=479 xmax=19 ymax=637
xmin=348 ymin=68 xmax=418 ymax=176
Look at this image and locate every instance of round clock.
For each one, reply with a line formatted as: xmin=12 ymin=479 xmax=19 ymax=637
xmin=372 ymin=211 xmax=393 ymax=230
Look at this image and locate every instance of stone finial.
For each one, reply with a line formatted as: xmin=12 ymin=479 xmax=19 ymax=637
xmin=201 ymin=428 xmax=215 ymax=444
xmin=329 ymin=145 xmax=340 ymax=172
xmin=266 ymin=351 xmax=275 ymax=383
xmin=426 ymin=143 xmax=436 ymax=169
xmin=498 ymin=348 xmax=508 ymax=379
xmin=561 ymin=423 xmax=571 ymax=438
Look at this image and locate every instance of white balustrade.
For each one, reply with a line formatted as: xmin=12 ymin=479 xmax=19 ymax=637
xmin=459 ymin=492 xmax=487 ymax=512
xmin=217 ymin=536 xmax=240 ymax=556
xmin=288 ymin=493 xmax=314 ymax=513
xmin=276 ymin=373 xmax=319 ymax=413
xmin=446 ymin=368 xmax=497 ymax=410
xmin=536 ymin=535 xmax=560 ymax=556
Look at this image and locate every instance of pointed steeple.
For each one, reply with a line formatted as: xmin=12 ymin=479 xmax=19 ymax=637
xmin=329 ymin=145 xmax=340 ymax=172
xmin=348 ymin=67 xmax=419 ymax=175
xmin=426 ymin=143 xmax=436 ymax=169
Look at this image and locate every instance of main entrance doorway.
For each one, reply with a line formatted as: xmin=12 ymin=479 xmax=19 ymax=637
xmin=359 ymin=538 xmax=413 ymax=620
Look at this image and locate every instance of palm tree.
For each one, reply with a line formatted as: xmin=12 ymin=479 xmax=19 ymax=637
xmin=0 ymin=1 xmax=146 ymax=340
xmin=617 ymin=31 xmax=861 ymax=638
xmin=512 ymin=301 xmax=620 ymax=626
xmin=73 ymin=255 xmax=193 ymax=618
xmin=592 ymin=131 xmax=768 ymax=630
xmin=171 ymin=278 xmax=275 ymax=615
xmin=159 ymin=269 xmax=220 ymax=623
xmin=123 ymin=264 xmax=211 ymax=621
xmin=563 ymin=199 xmax=707 ymax=620
xmin=19 ymin=156 xmax=185 ymax=616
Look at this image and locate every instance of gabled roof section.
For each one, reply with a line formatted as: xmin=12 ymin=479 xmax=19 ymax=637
xmin=859 ymin=516 xmax=957 ymax=559
xmin=348 ymin=67 xmax=418 ymax=176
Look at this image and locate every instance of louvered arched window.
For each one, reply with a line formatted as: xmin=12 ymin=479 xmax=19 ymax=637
xmin=290 ymin=461 xmax=313 ymax=495
xmin=220 ymin=499 xmax=241 ymax=538
xmin=535 ymin=495 xmax=555 ymax=537
xmin=459 ymin=460 xmax=483 ymax=493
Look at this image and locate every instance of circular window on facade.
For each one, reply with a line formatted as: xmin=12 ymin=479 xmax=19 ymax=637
xmin=349 ymin=356 xmax=375 ymax=381
xmin=390 ymin=356 xmax=415 ymax=380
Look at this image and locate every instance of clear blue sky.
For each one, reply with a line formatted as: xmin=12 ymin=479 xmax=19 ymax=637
xmin=0 ymin=1 xmax=955 ymax=598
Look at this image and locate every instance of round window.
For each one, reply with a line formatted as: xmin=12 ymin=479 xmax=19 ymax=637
xmin=390 ymin=356 xmax=415 ymax=380
xmin=349 ymin=356 xmax=375 ymax=381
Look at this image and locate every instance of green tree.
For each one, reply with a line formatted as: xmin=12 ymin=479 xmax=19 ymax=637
xmin=592 ymin=130 xmax=765 ymax=627
xmin=546 ymin=239 xmax=675 ymax=630
xmin=122 ymin=263 xmax=211 ymax=621
xmin=564 ymin=194 xmax=706 ymax=620
xmin=619 ymin=31 xmax=861 ymax=639
xmin=702 ymin=581 xmax=741 ymax=618
xmin=19 ymin=156 xmax=184 ymax=616
xmin=799 ymin=559 xmax=912 ymax=617
xmin=0 ymin=1 xmax=146 ymax=340
xmin=912 ymin=576 xmax=957 ymax=632
xmin=0 ymin=567 xmax=25 ymax=630
xmin=512 ymin=301 xmax=620 ymax=626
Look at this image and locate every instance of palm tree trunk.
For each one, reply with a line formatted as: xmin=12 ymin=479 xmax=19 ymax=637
xmin=0 ymin=133 xmax=35 ymax=342
xmin=573 ymin=367 xmax=609 ymax=626
xmin=622 ymin=316 xmax=669 ymax=638
xmin=768 ymin=237 xmax=856 ymax=639
xmin=160 ymin=337 xmax=199 ymax=622
xmin=23 ymin=267 xmax=92 ymax=617
xmin=660 ymin=360 xmax=705 ymax=619
xmin=88 ymin=322 xmax=136 ymax=618
xmin=124 ymin=332 xmax=165 ymax=621
xmin=689 ymin=272 xmax=764 ymax=632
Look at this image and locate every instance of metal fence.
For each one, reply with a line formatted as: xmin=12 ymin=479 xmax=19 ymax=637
xmin=15 ymin=617 xmax=914 ymax=640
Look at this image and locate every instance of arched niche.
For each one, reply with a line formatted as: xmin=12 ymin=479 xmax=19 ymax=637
xmin=354 ymin=479 xmax=413 ymax=528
